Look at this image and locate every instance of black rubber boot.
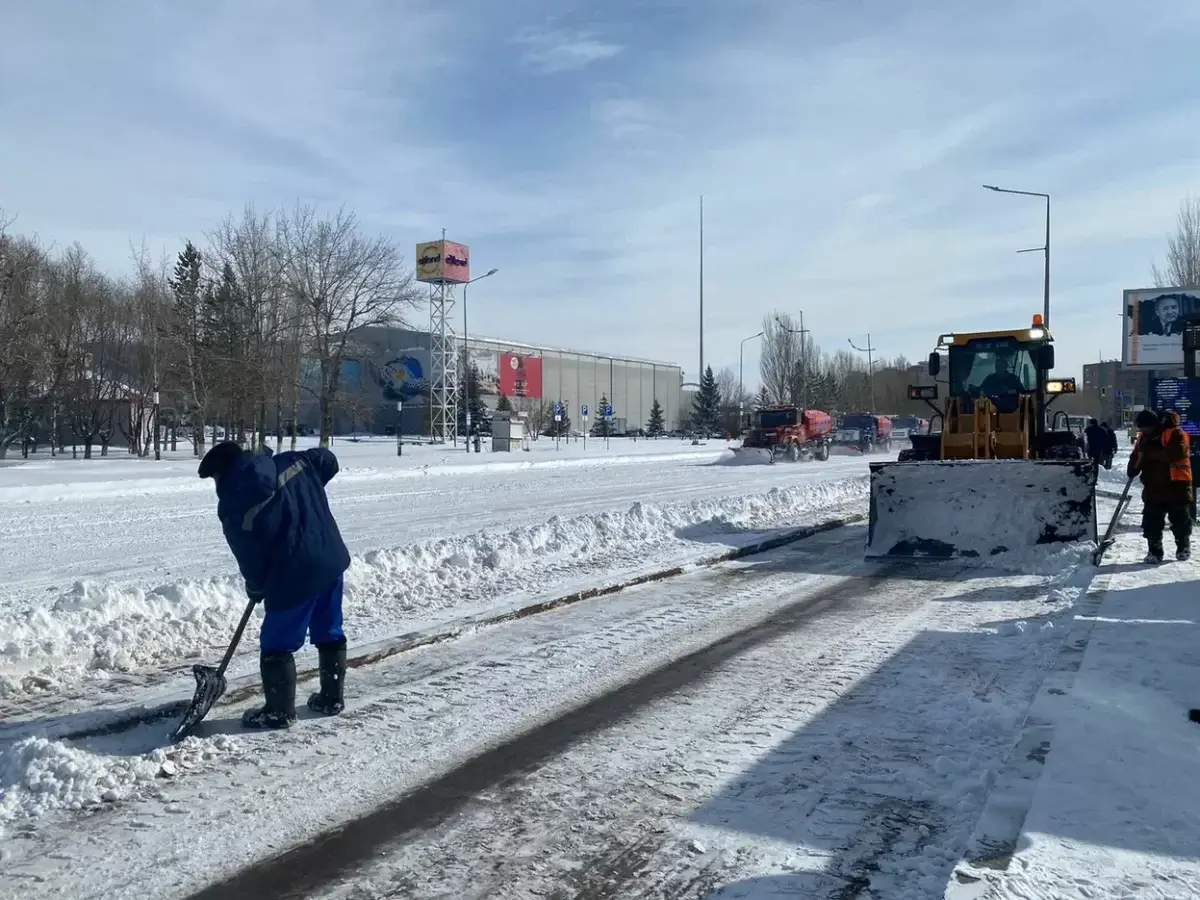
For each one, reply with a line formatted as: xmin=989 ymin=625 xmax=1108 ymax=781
xmin=307 ymin=638 xmax=346 ymax=716
xmin=243 ymin=651 xmax=297 ymax=729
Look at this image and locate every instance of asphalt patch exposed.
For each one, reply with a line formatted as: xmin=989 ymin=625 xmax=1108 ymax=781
xmin=184 ymin=568 xmax=893 ymax=900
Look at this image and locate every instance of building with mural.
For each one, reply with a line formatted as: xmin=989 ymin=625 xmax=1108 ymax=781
xmin=299 ymin=327 xmax=686 ymax=436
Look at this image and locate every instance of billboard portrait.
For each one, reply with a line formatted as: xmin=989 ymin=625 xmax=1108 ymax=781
xmin=378 ymin=348 xmax=430 ymax=403
xmin=468 ymin=347 xmax=500 ymax=395
xmin=415 ymin=239 xmax=470 ymax=284
xmin=498 ymin=353 xmax=543 ymax=399
xmin=1124 ymin=286 xmax=1200 ymax=369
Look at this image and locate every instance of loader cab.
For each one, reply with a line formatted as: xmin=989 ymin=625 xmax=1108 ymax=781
xmin=907 ymin=316 xmax=1081 ymax=461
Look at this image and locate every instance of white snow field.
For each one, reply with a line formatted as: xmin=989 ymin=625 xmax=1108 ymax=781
xmin=4 ymin=440 xmax=1199 ymax=899
xmin=0 ymin=437 xmax=874 ymax=711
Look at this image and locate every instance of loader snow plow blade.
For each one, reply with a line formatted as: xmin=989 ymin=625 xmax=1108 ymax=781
xmin=866 ymin=459 xmax=1097 ymax=559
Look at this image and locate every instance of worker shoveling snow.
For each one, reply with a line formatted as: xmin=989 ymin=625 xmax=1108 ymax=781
xmin=866 ymin=459 xmax=1097 ymax=558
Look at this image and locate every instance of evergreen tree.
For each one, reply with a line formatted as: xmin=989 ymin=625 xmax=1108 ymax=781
xmin=591 ymin=394 xmax=611 ymax=437
xmin=692 ymin=365 xmax=721 ymax=435
xmin=457 ymin=362 xmax=488 ymax=435
xmin=755 ymin=385 xmax=772 ymax=409
xmin=496 ymin=392 xmax=514 ymax=412
xmin=646 ymin=398 xmax=665 ymax=437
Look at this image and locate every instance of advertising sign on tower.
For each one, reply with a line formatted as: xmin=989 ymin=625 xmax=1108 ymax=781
xmin=415 ymin=239 xmax=471 ymax=284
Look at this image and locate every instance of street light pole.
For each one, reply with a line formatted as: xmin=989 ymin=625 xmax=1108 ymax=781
xmin=461 ymin=267 xmax=499 ymax=452
xmin=739 ymin=331 xmax=764 ymax=429
xmin=775 ymin=313 xmax=810 ymax=410
xmin=983 ymin=184 xmax=1051 ymax=327
xmin=848 ymin=335 xmax=878 ymax=412
xmin=738 ymin=331 xmax=765 ymax=406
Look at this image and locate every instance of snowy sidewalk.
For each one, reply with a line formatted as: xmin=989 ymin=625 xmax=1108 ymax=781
xmin=949 ymin=537 xmax=1200 ymax=900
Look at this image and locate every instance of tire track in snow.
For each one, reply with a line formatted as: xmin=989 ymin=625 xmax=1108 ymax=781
xmin=296 ymin=564 xmax=1071 ymax=900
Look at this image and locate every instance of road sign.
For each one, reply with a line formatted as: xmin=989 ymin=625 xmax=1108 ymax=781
xmin=604 ymin=404 xmax=613 ymax=419
xmin=582 ymin=404 xmax=589 ymax=418
xmin=554 ymin=414 xmax=562 ymax=422
xmin=1116 ymin=390 xmax=1123 ymax=399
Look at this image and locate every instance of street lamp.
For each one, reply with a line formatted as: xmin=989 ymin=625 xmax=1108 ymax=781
xmin=775 ymin=313 xmax=811 ymax=410
xmin=739 ymin=331 xmax=764 ymax=428
xmin=983 ymin=184 xmax=1051 ymax=327
xmin=461 ymin=267 xmax=499 ymax=451
xmin=847 ymin=335 xmax=878 ymax=413
xmin=738 ymin=331 xmax=764 ymax=407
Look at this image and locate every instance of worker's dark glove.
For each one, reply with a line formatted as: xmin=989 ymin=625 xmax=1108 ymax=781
xmin=246 ymin=584 xmax=265 ymax=605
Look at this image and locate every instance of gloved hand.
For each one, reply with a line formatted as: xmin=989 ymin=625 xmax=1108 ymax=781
xmin=246 ymin=584 xmax=265 ymax=605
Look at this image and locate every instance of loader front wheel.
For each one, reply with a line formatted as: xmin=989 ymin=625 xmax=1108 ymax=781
xmin=787 ymin=442 xmax=801 ymax=462
xmin=815 ymin=441 xmax=830 ymax=461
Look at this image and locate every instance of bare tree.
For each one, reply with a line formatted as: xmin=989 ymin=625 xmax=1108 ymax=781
xmin=279 ymin=204 xmax=419 ymax=447
xmin=1153 ymin=196 xmax=1200 ymax=288
xmin=759 ymin=312 xmax=804 ymax=405
xmin=208 ymin=205 xmax=290 ymax=450
xmin=0 ymin=221 xmax=45 ymax=457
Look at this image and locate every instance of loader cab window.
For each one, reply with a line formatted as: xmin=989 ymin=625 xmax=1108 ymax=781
xmin=756 ymin=408 xmax=797 ymax=429
xmin=948 ymin=339 xmax=1040 ymax=398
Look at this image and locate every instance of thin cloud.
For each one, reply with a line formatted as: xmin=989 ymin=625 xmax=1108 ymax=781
xmin=513 ymin=27 xmax=623 ymax=73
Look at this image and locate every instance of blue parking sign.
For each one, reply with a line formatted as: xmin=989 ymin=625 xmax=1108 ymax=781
xmin=604 ymin=404 xmax=613 ymax=418
xmin=582 ymin=404 xmax=589 ymax=417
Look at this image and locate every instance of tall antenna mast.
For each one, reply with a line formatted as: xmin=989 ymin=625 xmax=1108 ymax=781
xmin=699 ymin=195 xmax=704 ymax=381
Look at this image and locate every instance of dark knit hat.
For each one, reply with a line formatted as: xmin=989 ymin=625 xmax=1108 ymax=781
xmin=1134 ymin=409 xmax=1160 ymax=429
xmin=198 ymin=440 xmax=246 ymax=479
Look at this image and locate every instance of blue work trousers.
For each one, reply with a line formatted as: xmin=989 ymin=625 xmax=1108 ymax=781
xmin=260 ymin=575 xmax=346 ymax=653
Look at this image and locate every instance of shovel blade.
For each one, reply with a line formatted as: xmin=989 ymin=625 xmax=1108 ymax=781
xmin=170 ymin=664 xmax=228 ymax=743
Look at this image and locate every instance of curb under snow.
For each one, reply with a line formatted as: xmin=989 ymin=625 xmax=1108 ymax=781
xmin=7 ymin=513 xmax=865 ymax=745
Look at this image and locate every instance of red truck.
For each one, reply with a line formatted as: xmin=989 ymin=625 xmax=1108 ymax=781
xmin=737 ymin=406 xmax=833 ymax=462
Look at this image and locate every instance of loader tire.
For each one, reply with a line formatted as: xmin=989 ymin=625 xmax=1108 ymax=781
xmin=815 ymin=442 xmax=830 ymax=462
xmin=787 ymin=443 xmax=801 ymax=462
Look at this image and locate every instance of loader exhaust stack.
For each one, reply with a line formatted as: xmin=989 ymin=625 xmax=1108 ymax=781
xmin=866 ymin=459 xmax=1097 ymax=559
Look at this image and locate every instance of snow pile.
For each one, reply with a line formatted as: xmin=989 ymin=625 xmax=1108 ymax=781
xmin=0 ymin=475 xmax=867 ymax=698
xmin=0 ymin=734 xmax=241 ymax=836
xmin=867 ymin=459 xmax=1097 ymax=559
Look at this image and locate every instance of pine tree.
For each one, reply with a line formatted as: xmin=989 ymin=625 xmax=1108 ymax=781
xmin=457 ymin=362 xmax=488 ymax=435
xmin=496 ymin=392 xmax=514 ymax=412
xmin=755 ymin=385 xmax=771 ymax=409
xmin=692 ymin=365 xmax=721 ymax=436
xmin=646 ymin=398 xmax=665 ymax=437
xmin=592 ymin=394 xmax=611 ymax=437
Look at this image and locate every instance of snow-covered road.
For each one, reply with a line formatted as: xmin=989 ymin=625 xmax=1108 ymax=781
xmin=0 ymin=442 xmax=877 ymax=712
xmin=0 ymin=524 xmax=1096 ymax=900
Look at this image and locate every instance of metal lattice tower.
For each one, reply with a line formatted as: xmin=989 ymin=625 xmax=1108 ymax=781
xmin=428 ymin=282 xmax=458 ymax=444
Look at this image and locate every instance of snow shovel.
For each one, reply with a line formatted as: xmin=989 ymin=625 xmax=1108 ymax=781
xmin=1092 ymin=474 xmax=1136 ymax=566
xmin=170 ymin=597 xmax=257 ymax=743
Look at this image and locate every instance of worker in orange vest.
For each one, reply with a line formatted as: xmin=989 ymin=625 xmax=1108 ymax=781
xmin=1127 ymin=409 xmax=1192 ymax=563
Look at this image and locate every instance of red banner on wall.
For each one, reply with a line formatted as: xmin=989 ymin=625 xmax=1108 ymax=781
xmin=499 ymin=353 xmax=543 ymax=399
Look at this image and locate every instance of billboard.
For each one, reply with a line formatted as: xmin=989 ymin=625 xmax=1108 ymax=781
xmin=1123 ymin=286 xmax=1200 ymax=369
xmin=415 ymin=239 xmax=470 ymax=284
xmin=1150 ymin=377 xmax=1200 ymax=438
xmin=467 ymin=347 xmax=500 ymax=395
xmin=498 ymin=353 xmax=543 ymax=399
xmin=378 ymin=348 xmax=430 ymax=403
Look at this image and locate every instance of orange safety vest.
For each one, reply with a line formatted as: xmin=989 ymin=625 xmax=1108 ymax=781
xmin=1168 ymin=428 xmax=1193 ymax=482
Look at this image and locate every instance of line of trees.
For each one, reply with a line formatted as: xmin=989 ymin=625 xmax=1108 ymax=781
xmin=681 ymin=312 xmax=935 ymax=438
xmin=0 ymin=204 xmax=421 ymax=459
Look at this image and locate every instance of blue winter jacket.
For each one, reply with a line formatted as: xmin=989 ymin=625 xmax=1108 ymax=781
xmin=216 ymin=448 xmax=351 ymax=610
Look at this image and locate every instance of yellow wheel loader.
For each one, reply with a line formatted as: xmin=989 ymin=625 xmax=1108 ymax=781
xmin=866 ymin=314 xmax=1097 ymax=558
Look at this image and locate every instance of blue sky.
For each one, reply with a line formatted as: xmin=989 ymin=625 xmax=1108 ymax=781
xmin=3 ymin=0 xmax=1200 ymax=386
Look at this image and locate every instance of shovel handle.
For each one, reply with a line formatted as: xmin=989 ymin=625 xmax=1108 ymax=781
xmin=216 ymin=598 xmax=258 ymax=677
